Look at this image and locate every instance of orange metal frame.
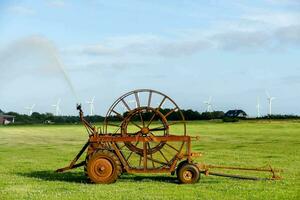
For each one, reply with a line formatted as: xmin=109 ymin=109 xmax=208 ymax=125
xmin=56 ymin=104 xmax=282 ymax=180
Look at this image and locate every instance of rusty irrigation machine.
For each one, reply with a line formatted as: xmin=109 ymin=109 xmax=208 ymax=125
xmin=56 ymin=89 xmax=281 ymax=184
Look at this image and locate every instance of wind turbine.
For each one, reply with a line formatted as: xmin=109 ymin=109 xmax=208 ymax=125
xmin=52 ymin=99 xmax=61 ymax=116
xmin=86 ymin=97 xmax=95 ymax=116
xmin=256 ymin=97 xmax=260 ymax=118
xmin=203 ymin=96 xmax=213 ymax=112
xmin=24 ymin=104 xmax=35 ymax=116
xmin=266 ymin=91 xmax=275 ymax=116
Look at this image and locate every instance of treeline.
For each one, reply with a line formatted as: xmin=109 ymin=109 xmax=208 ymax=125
xmin=5 ymin=109 xmax=225 ymax=124
xmin=3 ymin=110 xmax=300 ymax=125
xmin=165 ymin=109 xmax=225 ymax=120
xmin=5 ymin=112 xmax=105 ymax=124
xmin=251 ymin=114 xmax=300 ymax=120
xmin=114 ymin=109 xmax=225 ymax=121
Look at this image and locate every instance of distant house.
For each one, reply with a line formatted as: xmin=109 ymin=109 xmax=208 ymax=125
xmin=225 ymin=110 xmax=247 ymax=118
xmin=0 ymin=109 xmax=15 ymax=125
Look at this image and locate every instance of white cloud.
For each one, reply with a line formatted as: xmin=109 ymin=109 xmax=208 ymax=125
xmin=64 ymin=23 xmax=300 ymax=57
xmin=9 ymin=6 xmax=35 ymax=15
xmin=48 ymin=0 xmax=65 ymax=8
xmin=64 ymin=44 xmax=119 ymax=56
xmin=157 ymin=40 xmax=212 ymax=57
xmin=64 ymin=36 xmax=212 ymax=58
xmin=212 ymin=30 xmax=271 ymax=51
xmin=276 ymin=25 xmax=300 ymax=45
xmin=265 ymin=0 xmax=300 ymax=5
xmin=60 ymin=5 xmax=300 ymax=57
xmin=242 ymin=12 xmax=300 ymax=28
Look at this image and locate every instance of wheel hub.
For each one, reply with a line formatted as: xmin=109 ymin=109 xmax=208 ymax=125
xmin=93 ymin=158 xmax=113 ymax=179
xmin=183 ymin=170 xmax=193 ymax=180
xmin=141 ymin=127 xmax=149 ymax=135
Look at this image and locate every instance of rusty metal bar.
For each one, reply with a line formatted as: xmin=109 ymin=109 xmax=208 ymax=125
xmin=147 ymin=91 xmax=152 ymax=108
xmin=143 ymin=142 xmax=147 ymax=170
xmin=197 ymin=163 xmax=282 ymax=180
xmin=158 ymin=97 xmax=167 ymax=109
xmin=56 ymin=140 xmax=90 ymax=172
xmin=134 ymin=92 xmax=140 ymax=108
xmin=164 ymin=107 xmax=178 ymax=118
xmin=204 ymin=171 xmax=272 ymax=180
xmin=89 ymin=135 xmax=191 ymax=143
xmin=111 ymin=142 xmax=130 ymax=171
xmin=187 ymin=137 xmax=191 ymax=162
xmin=111 ymin=110 xmax=124 ymax=119
xmin=202 ymin=164 xmax=282 ymax=173
xmin=121 ymin=99 xmax=131 ymax=111
xmin=127 ymin=168 xmax=171 ymax=173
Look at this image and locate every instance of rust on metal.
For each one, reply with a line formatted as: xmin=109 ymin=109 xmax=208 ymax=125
xmin=56 ymin=89 xmax=282 ymax=184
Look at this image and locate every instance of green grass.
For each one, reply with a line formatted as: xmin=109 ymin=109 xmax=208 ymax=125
xmin=0 ymin=120 xmax=299 ymax=200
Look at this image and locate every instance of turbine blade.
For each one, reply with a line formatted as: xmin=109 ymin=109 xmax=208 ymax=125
xmin=265 ymin=90 xmax=270 ymax=98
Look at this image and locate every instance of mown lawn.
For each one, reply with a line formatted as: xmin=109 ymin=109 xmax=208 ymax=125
xmin=0 ymin=120 xmax=299 ymax=200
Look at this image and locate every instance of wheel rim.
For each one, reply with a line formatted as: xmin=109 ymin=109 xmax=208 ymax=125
xmin=104 ymin=89 xmax=186 ymax=169
xmin=104 ymin=89 xmax=186 ymax=135
xmin=183 ymin=170 xmax=193 ymax=181
xmin=121 ymin=107 xmax=168 ymax=155
xmin=92 ymin=158 xmax=113 ymax=180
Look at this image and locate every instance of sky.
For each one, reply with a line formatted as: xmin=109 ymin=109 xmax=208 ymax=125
xmin=0 ymin=0 xmax=300 ymax=116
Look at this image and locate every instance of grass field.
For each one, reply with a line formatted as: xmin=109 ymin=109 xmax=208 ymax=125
xmin=0 ymin=120 xmax=299 ymax=200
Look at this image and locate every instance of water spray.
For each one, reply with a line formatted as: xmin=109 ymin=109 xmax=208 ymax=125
xmin=0 ymin=35 xmax=80 ymax=107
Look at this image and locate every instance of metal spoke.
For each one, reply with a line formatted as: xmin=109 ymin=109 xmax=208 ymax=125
xmin=125 ymin=129 xmax=142 ymax=135
xmin=143 ymin=142 xmax=147 ymax=169
xmin=134 ymin=92 xmax=141 ymax=108
xmin=147 ymin=132 xmax=157 ymax=140
xmin=107 ymin=123 xmax=121 ymax=127
xmin=133 ymin=92 xmax=145 ymax=126
xmin=103 ymin=89 xmax=187 ymax=170
xmin=146 ymin=97 xmax=167 ymax=128
xmin=114 ymin=127 xmax=121 ymax=134
xmin=165 ymin=107 xmax=178 ymax=118
xmin=137 ymin=112 xmax=145 ymax=128
xmin=121 ymin=99 xmax=131 ymax=111
xmin=158 ymin=149 xmax=169 ymax=163
xmin=167 ymin=121 xmax=184 ymax=127
xmin=147 ymin=143 xmax=155 ymax=168
xmin=149 ymin=126 xmax=167 ymax=132
xmin=139 ymin=112 xmax=145 ymax=127
xmin=165 ymin=143 xmax=179 ymax=152
xmin=157 ymin=96 xmax=167 ymax=109
xmin=111 ymin=109 xmax=124 ymax=119
xmin=119 ymin=144 xmax=126 ymax=149
xmin=147 ymin=91 xmax=152 ymax=108
xmin=139 ymin=155 xmax=142 ymax=167
xmin=130 ymin=121 xmax=143 ymax=129
xmin=146 ymin=156 xmax=168 ymax=166
xmin=126 ymin=150 xmax=134 ymax=161
xmin=146 ymin=112 xmax=157 ymax=128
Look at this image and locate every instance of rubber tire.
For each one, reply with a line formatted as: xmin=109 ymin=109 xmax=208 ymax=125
xmin=176 ymin=160 xmax=188 ymax=176
xmin=84 ymin=150 xmax=122 ymax=184
xmin=177 ymin=163 xmax=200 ymax=184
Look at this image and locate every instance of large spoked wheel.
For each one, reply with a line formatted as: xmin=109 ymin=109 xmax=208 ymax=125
xmin=85 ymin=150 xmax=122 ymax=184
xmin=121 ymin=106 xmax=169 ymax=155
xmin=177 ymin=163 xmax=200 ymax=184
xmin=104 ymin=89 xmax=187 ymax=169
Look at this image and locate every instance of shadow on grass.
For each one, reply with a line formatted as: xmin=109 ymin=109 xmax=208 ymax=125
xmin=120 ymin=173 xmax=178 ymax=183
xmin=16 ymin=171 xmax=181 ymax=184
xmin=17 ymin=170 xmax=87 ymax=183
xmin=17 ymin=170 xmax=221 ymax=184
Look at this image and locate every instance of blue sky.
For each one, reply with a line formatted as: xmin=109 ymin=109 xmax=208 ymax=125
xmin=0 ymin=0 xmax=300 ymax=116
